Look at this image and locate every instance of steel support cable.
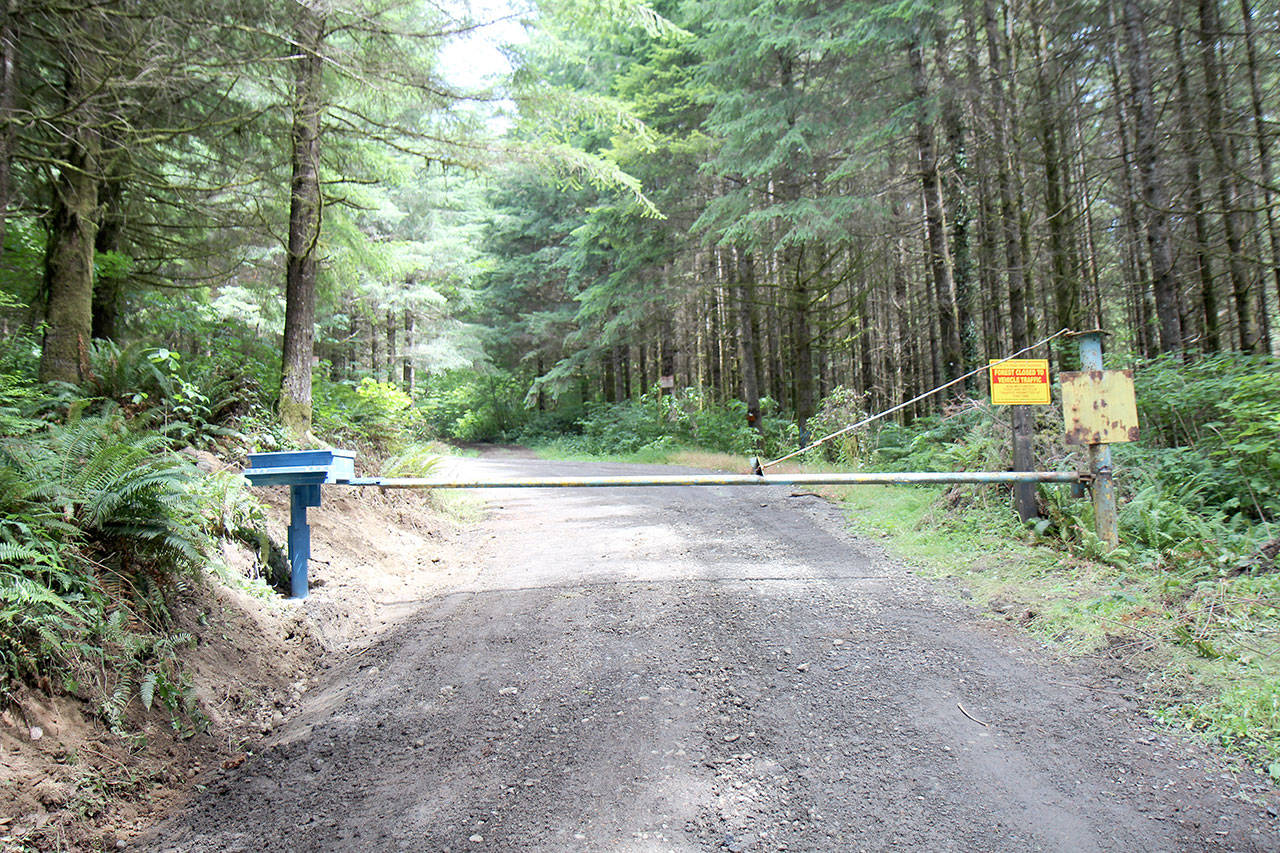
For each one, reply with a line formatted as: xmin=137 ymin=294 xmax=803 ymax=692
xmin=759 ymin=328 xmax=1072 ymax=472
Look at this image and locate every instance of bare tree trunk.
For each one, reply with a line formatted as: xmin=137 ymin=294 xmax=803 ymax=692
xmin=91 ymin=173 xmax=124 ymax=342
xmin=385 ymin=308 xmax=396 ymax=383
xmin=890 ymin=198 xmax=913 ymax=420
xmin=344 ymin=301 xmax=358 ymax=380
xmin=622 ymin=343 xmax=632 ymax=399
xmin=637 ymin=336 xmax=648 ymax=392
xmin=733 ymin=248 xmax=762 ymax=433
xmin=982 ymin=0 xmax=1035 ymax=520
xmin=982 ymin=0 xmax=1029 ymax=353
xmin=858 ymin=307 xmax=876 ymax=412
xmin=1104 ymin=11 xmax=1156 ymax=355
xmin=1121 ymin=0 xmax=1183 ymax=353
xmin=706 ymin=287 xmax=720 ymax=398
xmin=975 ymin=172 xmax=1003 ymax=358
xmin=1198 ymin=0 xmax=1260 ymax=352
xmin=602 ymin=349 xmax=615 ymax=402
xmin=909 ymin=35 xmax=963 ymax=386
xmin=1240 ymin=0 xmax=1280 ymax=349
xmin=767 ymin=271 xmax=784 ymax=406
xmin=1070 ymin=99 xmax=1104 ymax=330
xmin=1172 ymin=13 xmax=1220 ymax=351
xmin=944 ymin=10 xmax=980 ymax=391
xmin=535 ymin=355 xmax=546 ymax=411
xmin=402 ymin=309 xmax=414 ymax=393
xmin=789 ymin=250 xmax=815 ymax=429
xmin=368 ymin=311 xmax=380 ymax=377
xmin=0 ymin=1 xmax=16 ymax=252
xmin=279 ymin=4 xmax=325 ymax=436
xmin=1031 ymin=14 xmax=1080 ymax=367
xmin=659 ymin=314 xmax=675 ymax=395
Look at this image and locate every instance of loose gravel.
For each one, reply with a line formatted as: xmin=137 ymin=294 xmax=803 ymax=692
xmin=142 ymin=454 xmax=1279 ymax=852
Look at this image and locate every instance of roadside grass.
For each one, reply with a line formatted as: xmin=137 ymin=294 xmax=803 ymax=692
xmin=829 ymin=479 xmax=1280 ymax=783
xmin=428 ymin=489 xmax=485 ymax=524
xmin=524 ymin=441 xmax=1280 ymax=782
xmin=382 ymin=441 xmax=485 ymax=523
xmin=525 ymin=439 xmax=696 ymax=466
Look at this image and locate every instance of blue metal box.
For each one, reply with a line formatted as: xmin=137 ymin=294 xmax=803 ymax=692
xmin=244 ymin=449 xmax=356 ymax=486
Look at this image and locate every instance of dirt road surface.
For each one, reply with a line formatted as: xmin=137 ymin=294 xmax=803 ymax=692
xmin=143 ymin=453 xmax=1278 ymax=852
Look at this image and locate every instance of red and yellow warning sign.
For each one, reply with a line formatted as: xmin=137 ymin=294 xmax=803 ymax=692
xmin=989 ymin=359 xmax=1051 ymax=405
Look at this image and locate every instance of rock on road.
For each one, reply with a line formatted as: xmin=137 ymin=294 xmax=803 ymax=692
xmin=144 ymin=453 xmax=1277 ymax=852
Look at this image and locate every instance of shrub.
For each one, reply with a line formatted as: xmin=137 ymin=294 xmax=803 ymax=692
xmin=313 ymin=376 xmax=426 ymax=448
xmin=870 ymin=400 xmax=1009 ymax=473
xmin=380 ymin=443 xmax=443 ymax=477
xmin=0 ymin=416 xmax=224 ymax=731
xmin=37 ymin=341 xmax=263 ymax=449
xmin=1130 ymin=351 xmax=1280 ymax=521
xmin=0 ymin=294 xmax=41 ymax=436
xmin=2 ymin=417 xmax=216 ymax=587
xmin=804 ymin=386 xmax=871 ymax=465
xmin=561 ymin=387 xmax=796 ymax=458
xmin=0 ymin=462 xmax=87 ymax=682
xmin=510 ymin=407 xmax=585 ymax=445
xmin=419 ymin=370 xmax=528 ymax=443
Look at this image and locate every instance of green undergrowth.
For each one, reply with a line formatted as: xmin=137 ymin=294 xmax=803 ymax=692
xmin=0 ymin=329 xmax=467 ymax=744
xmin=529 ymin=438 xmax=714 ymax=466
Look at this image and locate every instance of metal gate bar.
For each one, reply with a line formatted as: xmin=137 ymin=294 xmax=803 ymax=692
xmin=246 ymin=451 xmax=1086 ymax=598
xmin=347 ymin=471 xmax=1083 ymax=489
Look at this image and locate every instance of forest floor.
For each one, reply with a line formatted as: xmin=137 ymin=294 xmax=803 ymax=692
xmin=136 ymin=449 xmax=1279 ymax=852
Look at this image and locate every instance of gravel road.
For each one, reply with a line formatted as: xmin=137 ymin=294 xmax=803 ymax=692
xmin=144 ymin=453 xmax=1278 ymax=852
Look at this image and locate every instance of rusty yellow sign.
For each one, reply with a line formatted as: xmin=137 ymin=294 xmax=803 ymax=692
xmin=1060 ymin=369 xmax=1139 ymax=445
xmin=989 ymin=359 xmax=1051 ymax=405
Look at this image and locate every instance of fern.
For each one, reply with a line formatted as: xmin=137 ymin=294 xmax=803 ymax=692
xmin=139 ymin=670 xmax=157 ymax=711
xmin=0 ymin=408 xmax=230 ymax=738
xmin=102 ymin=672 xmax=134 ymax=732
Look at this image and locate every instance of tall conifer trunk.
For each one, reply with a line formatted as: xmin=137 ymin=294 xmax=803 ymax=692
xmin=91 ymin=173 xmax=125 ymax=342
xmin=788 ymin=251 xmax=815 ymax=429
xmin=280 ymin=4 xmax=325 ymax=436
xmin=1104 ymin=6 xmax=1155 ymax=354
xmin=1120 ymin=0 xmax=1182 ymax=353
xmin=402 ymin=309 xmax=414 ymax=392
xmin=1239 ymin=0 xmax=1280 ymax=347
xmin=909 ymin=34 xmax=962 ymax=386
xmin=1197 ymin=0 xmax=1259 ymax=353
xmin=982 ymin=0 xmax=1036 ymax=519
xmin=0 ymin=1 xmax=15 ymax=251
xmin=1172 ymin=13 xmax=1220 ymax=350
xmin=982 ymin=0 xmax=1029 ymax=353
xmin=40 ymin=32 xmax=100 ymax=384
xmin=1031 ymin=16 xmax=1080 ymax=367
xmin=942 ymin=12 xmax=979 ymax=390
xmin=386 ymin=309 xmax=396 ymax=383
xmin=734 ymin=248 xmax=762 ymax=433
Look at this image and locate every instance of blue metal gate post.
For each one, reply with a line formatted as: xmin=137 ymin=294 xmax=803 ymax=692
xmin=1077 ymin=332 xmax=1119 ymax=549
xmin=287 ymin=484 xmax=322 ymax=598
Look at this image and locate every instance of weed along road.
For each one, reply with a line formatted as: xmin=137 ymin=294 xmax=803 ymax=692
xmin=144 ymin=453 xmax=1276 ymax=852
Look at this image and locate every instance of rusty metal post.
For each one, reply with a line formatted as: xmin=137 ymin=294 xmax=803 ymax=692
xmin=1011 ymin=405 xmax=1038 ymax=522
xmin=1078 ymin=332 xmax=1119 ymax=549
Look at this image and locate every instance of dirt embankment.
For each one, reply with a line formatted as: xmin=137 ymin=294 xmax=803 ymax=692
xmin=1 ymin=484 xmax=469 ymax=852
